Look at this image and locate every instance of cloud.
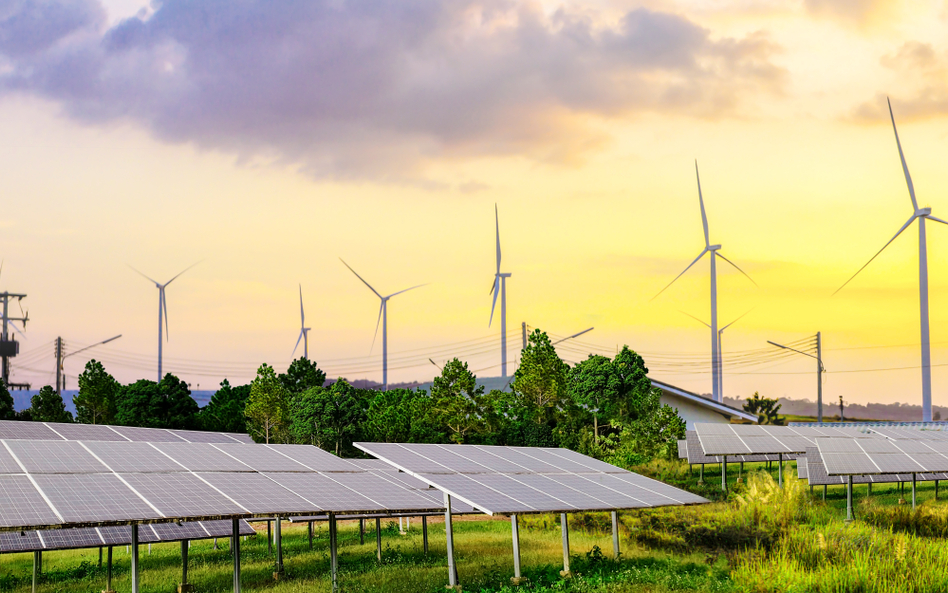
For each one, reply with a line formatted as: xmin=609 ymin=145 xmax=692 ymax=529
xmin=802 ymin=0 xmax=889 ymax=26
xmin=0 ymin=0 xmax=784 ymax=182
xmin=852 ymin=42 xmax=948 ymax=122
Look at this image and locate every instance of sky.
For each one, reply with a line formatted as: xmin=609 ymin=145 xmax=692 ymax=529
xmin=2 ymin=0 xmax=948 ymax=409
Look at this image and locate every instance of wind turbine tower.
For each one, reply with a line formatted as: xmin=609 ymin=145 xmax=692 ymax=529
xmin=490 ymin=205 xmax=512 ymax=378
xmin=682 ymin=310 xmax=751 ymax=400
xmin=653 ymin=162 xmax=756 ymax=402
xmin=130 ymin=263 xmax=198 ymax=382
xmin=340 ymin=259 xmax=425 ymax=391
xmin=293 ymin=285 xmax=311 ymax=359
xmin=835 ymin=98 xmax=947 ymax=422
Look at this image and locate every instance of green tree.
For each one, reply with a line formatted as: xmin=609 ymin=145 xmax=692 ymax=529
xmin=429 ymin=359 xmax=485 ymax=443
xmin=364 ymin=388 xmax=437 ymax=443
xmin=568 ymin=354 xmax=615 ymax=441
xmin=75 ymin=360 xmax=119 ymax=424
xmin=0 ymin=379 xmax=16 ymax=420
xmin=744 ymin=392 xmax=785 ymax=425
xmin=294 ymin=380 xmax=366 ymax=455
xmin=279 ymin=358 xmax=326 ymax=394
xmin=114 ymin=374 xmax=198 ymax=429
xmin=511 ymin=329 xmax=570 ymax=424
xmin=245 ymin=363 xmax=291 ymax=443
xmin=608 ymin=347 xmax=657 ymax=424
xmin=29 ymin=386 xmax=73 ymax=423
xmin=199 ymin=379 xmax=251 ymax=434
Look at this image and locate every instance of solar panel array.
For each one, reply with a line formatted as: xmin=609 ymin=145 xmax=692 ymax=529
xmin=682 ymin=431 xmax=784 ymax=464
xmin=0 ymin=441 xmax=442 ymax=531
xmin=0 ymin=420 xmax=253 ymax=444
xmin=0 ymin=520 xmax=255 ymax=553
xmin=816 ymin=437 xmax=948 ymax=475
xmin=694 ymin=423 xmax=868 ymax=456
xmin=866 ymin=427 xmax=948 ymax=441
xmin=801 ymin=446 xmax=948 ymax=485
xmin=355 ymin=442 xmax=707 ymax=516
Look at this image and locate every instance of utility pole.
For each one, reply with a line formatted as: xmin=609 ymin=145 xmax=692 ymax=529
xmin=0 ymin=291 xmax=28 ymax=388
xmin=521 ymin=322 xmax=527 ymax=351
xmin=55 ymin=338 xmax=64 ymax=396
xmin=816 ymin=332 xmax=823 ymax=423
xmin=839 ymin=395 xmax=844 ymax=422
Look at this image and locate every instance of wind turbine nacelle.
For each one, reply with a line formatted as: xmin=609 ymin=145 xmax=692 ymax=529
xmin=919 ymin=207 xmax=933 ymax=216
xmin=0 ymin=340 xmax=18 ymax=357
xmin=709 ymin=244 xmax=722 ymax=251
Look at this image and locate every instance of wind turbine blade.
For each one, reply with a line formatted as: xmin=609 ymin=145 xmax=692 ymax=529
xmin=721 ymin=308 xmax=754 ymax=331
xmin=650 ymin=249 xmax=708 ymax=302
xmin=834 ymin=213 xmax=917 ymax=295
xmin=695 ymin=160 xmax=710 ymax=248
xmin=489 ymin=277 xmax=500 ymax=327
xmin=299 ymin=284 xmax=305 ymax=325
xmin=927 ymin=215 xmax=948 ymax=226
xmin=292 ymin=331 xmax=303 ymax=358
xmin=164 ymin=261 xmax=201 ymax=287
xmin=161 ymin=289 xmax=170 ymax=340
xmin=679 ymin=310 xmax=711 ymax=328
xmin=128 ymin=265 xmax=160 ymax=285
xmin=495 ymin=203 xmax=502 ymax=274
xmin=716 ymin=252 xmax=758 ymax=287
xmin=387 ymin=283 xmax=427 ymax=298
xmin=339 ymin=258 xmax=383 ymax=298
xmin=370 ymin=301 xmax=383 ymax=352
xmin=888 ymin=97 xmax=918 ymax=211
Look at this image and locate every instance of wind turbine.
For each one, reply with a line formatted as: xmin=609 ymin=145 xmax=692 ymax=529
xmin=130 ymin=263 xmax=199 ymax=382
xmin=652 ymin=162 xmax=756 ymax=402
xmin=681 ymin=310 xmax=752 ymax=400
xmin=293 ymin=285 xmax=311 ymax=359
xmin=340 ymin=259 xmax=425 ymax=391
xmin=489 ymin=205 xmax=512 ymax=378
xmin=834 ymin=98 xmax=947 ymax=422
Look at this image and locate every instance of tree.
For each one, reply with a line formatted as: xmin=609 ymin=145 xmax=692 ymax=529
xmin=279 ymin=358 xmax=326 ymax=394
xmin=568 ymin=354 xmax=615 ymax=441
xmin=199 ymin=379 xmax=251 ymax=433
xmin=511 ymin=329 xmax=570 ymax=424
xmin=0 ymin=379 xmax=16 ymax=420
xmin=75 ymin=360 xmax=119 ymax=424
xmin=114 ymin=374 xmax=198 ymax=429
xmin=245 ymin=363 xmax=291 ymax=443
xmin=608 ymin=347 xmax=656 ymax=424
xmin=29 ymin=386 xmax=73 ymax=423
xmin=744 ymin=392 xmax=785 ymax=425
xmin=429 ymin=359 xmax=485 ymax=443
xmin=364 ymin=388 xmax=437 ymax=443
xmin=294 ymin=380 xmax=365 ymax=455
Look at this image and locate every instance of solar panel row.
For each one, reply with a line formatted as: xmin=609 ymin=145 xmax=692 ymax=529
xmin=817 ymin=437 xmax=948 ymax=475
xmin=355 ymin=442 xmax=707 ymax=515
xmin=0 ymin=441 xmax=442 ymax=531
xmin=0 ymin=420 xmax=253 ymax=444
xmin=0 ymin=520 xmax=255 ymax=553
xmin=694 ymin=423 xmax=870 ymax=456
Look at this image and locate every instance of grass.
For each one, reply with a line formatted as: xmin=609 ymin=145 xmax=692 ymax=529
xmin=7 ymin=460 xmax=948 ymax=592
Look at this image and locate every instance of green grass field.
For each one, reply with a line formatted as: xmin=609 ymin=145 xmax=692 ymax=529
xmin=7 ymin=460 xmax=948 ymax=593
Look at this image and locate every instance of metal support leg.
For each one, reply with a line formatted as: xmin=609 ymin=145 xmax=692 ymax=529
xmin=823 ymin=485 xmax=827 ymax=500
xmin=937 ymin=480 xmax=940 ymax=500
xmin=445 ymin=493 xmax=459 ymax=589
xmin=131 ymin=525 xmax=139 ymax=593
xmin=422 ymin=516 xmax=429 ymax=554
xmin=611 ymin=511 xmax=620 ymax=559
xmin=106 ymin=546 xmax=114 ymax=593
xmin=274 ymin=518 xmax=284 ymax=579
xmin=699 ymin=464 xmax=704 ymax=484
xmin=232 ymin=518 xmax=241 ymax=593
xmin=778 ymin=453 xmax=783 ymax=488
xmin=178 ymin=540 xmax=193 ymax=593
xmin=868 ymin=482 xmax=872 ymax=496
xmin=329 ymin=512 xmax=338 ymax=593
xmin=721 ymin=457 xmax=727 ymax=492
xmin=510 ymin=514 xmax=524 ymax=585
xmin=913 ymin=474 xmax=917 ymax=510
xmin=846 ymin=476 xmax=853 ymax=522
xmin=267 ymin=520 xmax=272 ymax=554
xmin=308 ymin=521 xmax=313 ymax=550
xmin=32 ymin=550 xmax=40 ymax=593
xmin=99 ymin=547 xmax=103 ymax=568
xmin=375 ymin=518 xmax=382 ymax=562
xmin=560 ymin=513 xmax=571 ymax=577
xmin=360 ymin=518 xmax=365 ymax=545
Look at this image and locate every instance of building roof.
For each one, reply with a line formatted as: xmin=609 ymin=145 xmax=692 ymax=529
xmin=651 ymin=379 xmax=758 ymax=424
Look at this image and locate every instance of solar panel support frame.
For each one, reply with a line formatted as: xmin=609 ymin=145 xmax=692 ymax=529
xmin=444 ymin=493 xmax=459 ymax=589
xmin=106 ymin=546 xmax=114 ymax=593
xmin=179 ymin=540 xmax=191 ymax=593
xmin=560 ymin=513 xmax=571 ymax=577
xmin=511 ymin=514 xmax=523 ymax=583
xmin=231 ymin=518 xmax=240 ymax=593
xmin=422 ymin=516 xmax=429 ymax=555
xmin=32 ymin=550 xmax=40 ymax=593
xmin=274 ymin=518 xmax=284 ymax=579
xmin=846 ymin=476 xmax=853 ymax=523
xmin=131 ymin=524 xmax=139 ymax=593
xmin=611 ymin=511 xmax=620 ymax=559
xmin=329 ymin=512 xmax=339 ymax=593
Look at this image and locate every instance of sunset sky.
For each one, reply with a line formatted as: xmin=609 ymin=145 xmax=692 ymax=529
xmin=2 ymin=0 xmax=948 ymax=408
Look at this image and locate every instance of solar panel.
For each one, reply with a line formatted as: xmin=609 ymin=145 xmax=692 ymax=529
xmin=0 ymin=421 xmax=64 ymax=440
xmin=6 ymin=441 xmax=109 ymax=473
xmin=265 ymin=444 xmax=364 ymax=472
xmin=797 ymin=456 xmax=808 ymax=479
xmin=120 ymin=473 xmax=248 ymax=516
xmin=46 ymin=423 xmax=129 ymax=442
xmin=356 ymin=442 xmax=708 ymax=516
xmin=33 ymin=474 xmax=160 ymax=523
xmin=195 ymin=472 xmax=317 ymax=514
xmin=167 ymin=430 xmax=251 ymax=444
xmin=264 ymin=472 xmax=386 ymax=512
xmin=0 ymin=444 xmax=24 ymax=473
xmin=0 ymin=530 xmax=42 ymax=552
xmin=109 ymin=426 xmax=187 ymax=443
xmin=39 ymin=527 xmax=104 ymax=549
xmin=685 ymin=432 xmax=720 ymax=464
xmin=677 ymin=440 xmax=687 ymax=459
xmin=345 ymin=459 xmax=400 ymax=471
xmin=211 ymin=444 xmax=312 ymax=472
xmin=82 ymin=441 xmax=186 ymax=473
xmin=0 ymin=475 xmax=60 ymax=527
xmin=150 ymin=443 xmax=254 ymax=472
xmin=310 ymin=472 xmax=437 ymax=512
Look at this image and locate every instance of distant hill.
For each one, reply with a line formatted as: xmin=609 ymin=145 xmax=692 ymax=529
xmin=723 ymin=395 xmax=948 ymax=422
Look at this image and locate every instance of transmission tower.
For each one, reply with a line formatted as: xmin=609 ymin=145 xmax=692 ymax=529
xmin=0 ymin=291 xmax=28 ymax=389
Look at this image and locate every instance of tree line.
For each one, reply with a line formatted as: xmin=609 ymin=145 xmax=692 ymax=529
xmin=0 ymin=329 xmax=686 ymax=465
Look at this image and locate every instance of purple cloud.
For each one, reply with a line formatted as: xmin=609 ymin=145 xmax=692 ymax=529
xmin=1 ymin=0 xmax=784 ymax=181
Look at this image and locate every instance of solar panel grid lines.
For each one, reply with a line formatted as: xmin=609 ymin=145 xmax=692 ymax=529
xmin=6 ymin=440 xmax=110 ymax=474
xmin=469 ymin=473 xmax=581 ymax=512
xmin=43 ymin=423 xmax=130 ymax=442
xmin=150 ymin=442 xmax=255 ymax=472
xmin=684 ymin=432 xmax=720 ymax=464
xmin=109 ymin=426 xmax=190 ymax=443
xmin=168 ymin=429 xmax=252 ymax=444
xmin=471 ymin=445 xmax=563 ymax=473
xmin=33 ymin=473 xmax=163 ymax=523
xmin=119 ymin=473 xmax=248 ymax=516
xmin=0 ymin=475 xmax=62 ymax=527
xmin=302 ymin=471 xmax=431 ymax=512
xmin=265 ymin=444 xmax=367 ymax=473
xmin=79 ymin=440 xmax=187 ymax=473
xmin=416 ymin=472 xmax=533 ymax=514
xmin=797 ymin=456 xmax=807 ymax=480
xmin=209 ymin=443 xmax=313 ymax=472
xmin=0 ymin=421 xmax=62 ymax=441
xmin=677 ymin=440 xmax=687 ymax=460
xmin=534 ymin=447 xmax=626 ymax=473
